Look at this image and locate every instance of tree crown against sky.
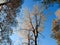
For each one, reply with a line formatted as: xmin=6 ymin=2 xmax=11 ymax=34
xmin=19 ymin=4 xmax=46 ymax=45
xmin=33 ymin=0 xmax=60 ymax=9
xmin=0 ymin=0 xmax=23 ymax=45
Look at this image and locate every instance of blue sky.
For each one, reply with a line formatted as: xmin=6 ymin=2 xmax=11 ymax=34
xmin=11 ymin=0 xmax=60 ymax=45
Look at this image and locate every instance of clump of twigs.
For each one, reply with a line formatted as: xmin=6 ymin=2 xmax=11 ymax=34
xmin=7 ymin=0 xmax=23 ymax=9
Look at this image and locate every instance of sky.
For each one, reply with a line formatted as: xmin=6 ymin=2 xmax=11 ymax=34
xmin=10 ymin=0 xmax=60 ymax=45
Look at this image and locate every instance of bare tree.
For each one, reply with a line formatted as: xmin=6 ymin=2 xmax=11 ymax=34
xmin=20 ymin=4 xmax=46 ymax=45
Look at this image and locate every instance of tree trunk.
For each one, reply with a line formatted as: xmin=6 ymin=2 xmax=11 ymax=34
xmin=28 ymin=32 xmax=30 ymax=45
xmin=35 ymin=36 xmax=37 ymax=45
xmin=28 ymin=39 xmax=30 ymax=45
